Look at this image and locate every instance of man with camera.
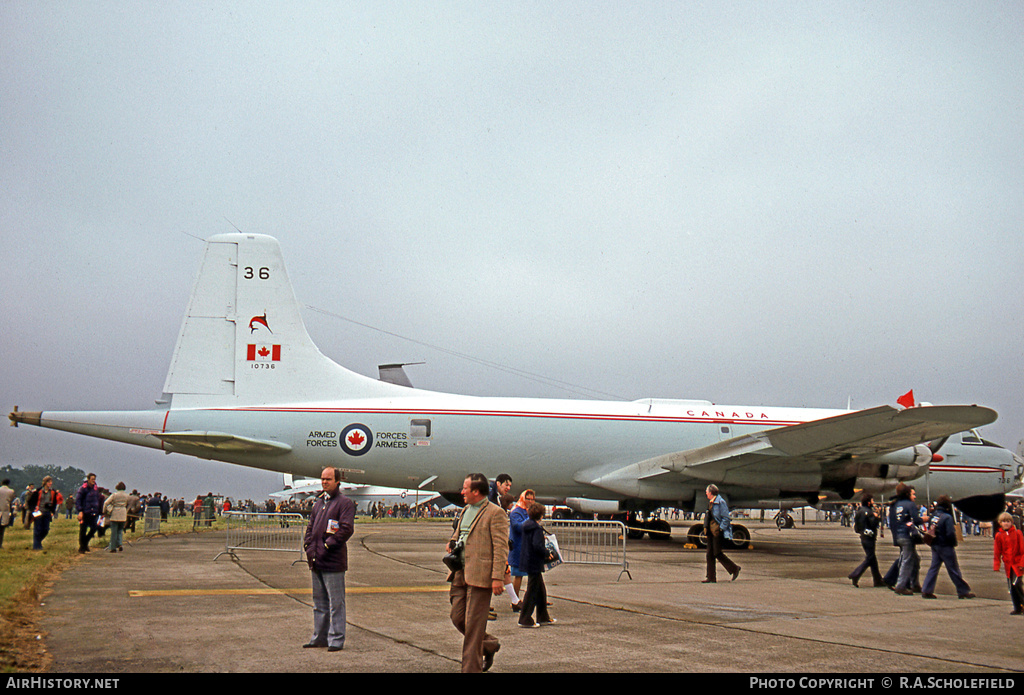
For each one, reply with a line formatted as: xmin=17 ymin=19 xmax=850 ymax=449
xmin=446 ymin=473 xmax=509 ymax=673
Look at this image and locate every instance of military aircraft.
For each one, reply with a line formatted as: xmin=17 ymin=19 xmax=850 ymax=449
xmin=270 ymin=474 xmax=443 ymax=513
xmin=10 ymin=233 xmax=1021 ymax=544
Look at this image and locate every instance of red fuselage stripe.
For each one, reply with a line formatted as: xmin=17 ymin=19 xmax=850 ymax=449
xmin=204 ymin=406 xmax=803 ymax=427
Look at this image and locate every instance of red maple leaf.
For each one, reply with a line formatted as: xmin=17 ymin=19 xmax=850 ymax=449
xmin=347 ymin=431 xmax=365 ymax=447
xmin=258 ymin=346 xmax=270 ymax=358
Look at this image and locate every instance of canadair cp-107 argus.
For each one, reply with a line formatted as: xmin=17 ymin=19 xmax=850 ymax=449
xmin=10 ymin=234 xmax=1022 ymax=544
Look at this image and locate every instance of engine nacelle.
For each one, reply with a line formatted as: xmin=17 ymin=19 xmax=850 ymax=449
xmin=849 ymin=477 xmax=900 ymax=495
xmin=564 ymin=497 xmax=624 ymax=515
xmin=858 ymin=444 xmax=933 ymax=482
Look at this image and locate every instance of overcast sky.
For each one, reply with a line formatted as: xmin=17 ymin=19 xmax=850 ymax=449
xmin=2 ymin=2 xmax=1021 ymax=501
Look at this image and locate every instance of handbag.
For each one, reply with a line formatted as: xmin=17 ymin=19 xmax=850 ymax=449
xmin=543 ymin=533 xmax=563 ymax=571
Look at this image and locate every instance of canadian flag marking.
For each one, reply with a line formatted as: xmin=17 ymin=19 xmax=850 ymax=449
xmin=247 ymin=344 xmax=282 ymax=361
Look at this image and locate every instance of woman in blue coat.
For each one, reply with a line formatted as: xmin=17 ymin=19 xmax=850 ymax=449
xmin=507 ymin=490 xmax=535 ymax=610
xmin=518 ymin=503 xmax=556 ymax=628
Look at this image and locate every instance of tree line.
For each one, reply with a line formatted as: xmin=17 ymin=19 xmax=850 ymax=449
xmin=0 ymin=464 xmax=89 ymax=496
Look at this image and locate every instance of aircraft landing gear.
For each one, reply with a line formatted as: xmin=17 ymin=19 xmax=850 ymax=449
xmin=687 ymin=523 xmax=707 ymax=548
xmin=646 ymin=518 xmax=672 ymax=541
xmin=622 ymin=512 xmax=673 ymax=540
xmin=775 ymin=511 xmax=794 ymax=529
xmin=686 ymin=522 xmax=750 ymax=549
xmin=730 ymin=523 xmax=750 ymax=549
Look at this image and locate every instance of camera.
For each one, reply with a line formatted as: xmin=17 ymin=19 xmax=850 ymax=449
xmin=443 ymin=540 xmax=465 ymax=572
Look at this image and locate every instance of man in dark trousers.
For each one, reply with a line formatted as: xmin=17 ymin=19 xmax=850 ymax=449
xmin=703 ymin=484 xmax=741 ymax=582
xmin=76 ymin=473 xmax=102 ymax=553
xmin=921 ymin=495 xmax=974 ymax=599
xmin=303 ymin=467 xmax=356 ymax=652
xmin=848 ymin=493 xmax=885 ymax=587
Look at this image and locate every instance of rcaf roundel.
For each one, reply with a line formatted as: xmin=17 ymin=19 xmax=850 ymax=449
xmin=340 ymin=424 xmax=373 ymax=456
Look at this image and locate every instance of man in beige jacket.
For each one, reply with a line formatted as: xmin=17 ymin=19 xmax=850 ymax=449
xmin=447 ymin=473 xmax=510 ymax=673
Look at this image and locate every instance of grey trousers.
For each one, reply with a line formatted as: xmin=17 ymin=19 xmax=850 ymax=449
xmin=895 ymin=537 xmax=920 ymax=591
xmin=311 ymin=569 xmax=347 ymax=648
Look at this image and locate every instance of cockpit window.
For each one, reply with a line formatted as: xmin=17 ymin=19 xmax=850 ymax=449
xmin=961 ymin=429 xmax=1002 ymax=448
xmin=961 ymin=431 xmax=982 ymax=445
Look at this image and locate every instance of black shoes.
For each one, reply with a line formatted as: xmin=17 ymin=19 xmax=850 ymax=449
xmin=482 ymin=644 xmax=500 ymax=672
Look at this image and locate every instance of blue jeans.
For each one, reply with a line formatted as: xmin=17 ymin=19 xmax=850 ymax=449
xmin=107 ymin=521 xmax=125 ymax=551
xmin=32 ymin=512 xmax=51 ymax=549
xmin=310 ymin=569 xmax=346 ymax=648
xmin=922 ymin=546 xmax=971 ymax=596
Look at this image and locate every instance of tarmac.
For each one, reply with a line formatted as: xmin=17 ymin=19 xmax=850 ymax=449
xmin=35 ymin=517 xmax=1024 ymax=674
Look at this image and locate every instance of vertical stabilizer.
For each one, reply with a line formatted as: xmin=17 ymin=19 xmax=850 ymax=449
xmin=162 ymin=233 xmax=402 ymax=407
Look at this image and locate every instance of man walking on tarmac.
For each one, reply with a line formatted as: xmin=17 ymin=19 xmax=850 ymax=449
xmin=447 ymin=473 xmax=509 ymax=672
xmin=703 ymin=484 xmax=741 ymax=583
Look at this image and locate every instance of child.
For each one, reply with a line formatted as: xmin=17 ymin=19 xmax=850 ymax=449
xmin=518 ymin=502 xmax=557 ymax=628
xmin=993 ymin=512 xmax=1024 ymax=615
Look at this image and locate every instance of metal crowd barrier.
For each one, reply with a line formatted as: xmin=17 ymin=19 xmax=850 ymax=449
xmin=214 ymin=511 xmax=307 ymax=564
xmin=548 ymin=520 xmax=632 ymax=580
xmin=136 ymin=506 xmax=166 ymax=541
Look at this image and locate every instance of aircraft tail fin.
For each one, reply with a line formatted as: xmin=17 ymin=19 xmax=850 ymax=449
xmin=162 ymin=233 xmax=401 ymax=406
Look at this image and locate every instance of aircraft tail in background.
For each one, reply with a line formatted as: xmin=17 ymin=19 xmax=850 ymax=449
xmin=161 ymin=233 xmax=403 ymax=408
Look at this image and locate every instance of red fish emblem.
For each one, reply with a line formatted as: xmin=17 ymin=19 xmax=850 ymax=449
xmin=249 ymin=313 xmax=272 ymax=333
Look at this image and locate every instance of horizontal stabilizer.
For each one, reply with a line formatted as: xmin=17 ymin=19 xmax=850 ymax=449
xmin=155 ymin=431 xmax=292 ymax=456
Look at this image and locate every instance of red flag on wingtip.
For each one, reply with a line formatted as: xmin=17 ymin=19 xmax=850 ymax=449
xmin=896 ymin=389 xmax=915 ymax=409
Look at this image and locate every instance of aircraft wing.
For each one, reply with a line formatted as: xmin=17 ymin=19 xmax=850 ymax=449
xmin=588 ymin=404 xmax=997 ymax=494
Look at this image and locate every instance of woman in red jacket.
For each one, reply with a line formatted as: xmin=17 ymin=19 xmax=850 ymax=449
xmin=993 ymin=512 xmax=1024 ymax=615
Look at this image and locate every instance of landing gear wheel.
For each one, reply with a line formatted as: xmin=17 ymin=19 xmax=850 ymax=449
xmin=730 ymin=523 xmax=750 ymax=550
xmin=626 ymin=525 xmax=646 ymax=540
xmin=647 ymin=519 xmax=672 ymax=541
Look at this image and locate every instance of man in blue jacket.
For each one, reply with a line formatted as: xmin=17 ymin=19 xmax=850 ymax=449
xmin=703 ymin=484 xmax=741 ymax=582
xmin=891 ymin=483 xmax=924 ymax=595
xmin=75 ymin=473 xmax=102 ymax=554
xmin=303 ymin=467 xmax=356 ymax=651
xmin=921 ymin=495 xmax=974 ymax=599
